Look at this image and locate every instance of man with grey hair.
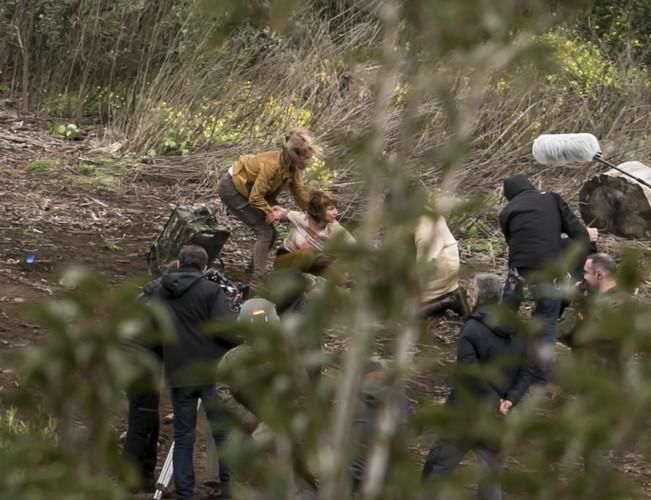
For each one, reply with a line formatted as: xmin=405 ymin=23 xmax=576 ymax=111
xmin=422 ymin=273 xmax=535 ymax=500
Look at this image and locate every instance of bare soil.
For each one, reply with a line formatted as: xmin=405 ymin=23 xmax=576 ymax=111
xmin=1 ymin=108 xmax=650 ymax=498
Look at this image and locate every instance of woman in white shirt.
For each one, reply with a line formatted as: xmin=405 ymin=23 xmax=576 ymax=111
xmin=271 ymin=190 xmax=353 ymax=280
xmin=415 ymin=213 xmax=470 ymax=318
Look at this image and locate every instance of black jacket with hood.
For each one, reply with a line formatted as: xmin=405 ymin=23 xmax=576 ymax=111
xmin=499 ymin=174 xmax=589 ymax=270
xmin=447 ymin=306 xmax=534 ymax=408
xmin=152 ymin=266 xmax=236 ymax=387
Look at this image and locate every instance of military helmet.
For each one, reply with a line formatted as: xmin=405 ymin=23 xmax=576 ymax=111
xmin=237 ymin=298 xmax=280 ymax=325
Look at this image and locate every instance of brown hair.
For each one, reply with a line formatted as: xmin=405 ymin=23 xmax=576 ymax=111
xmin=178 ymin=245 xmax=208 ymax=271
xmin=307 ymin=190 xmax=337 ymax=222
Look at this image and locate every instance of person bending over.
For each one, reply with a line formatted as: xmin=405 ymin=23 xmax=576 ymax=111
xmin=218 ymin=129 xmax=319 ymax=281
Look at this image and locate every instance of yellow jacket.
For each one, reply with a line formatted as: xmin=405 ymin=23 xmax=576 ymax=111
xmin=230 ymin=151 xmax=309 ymax=214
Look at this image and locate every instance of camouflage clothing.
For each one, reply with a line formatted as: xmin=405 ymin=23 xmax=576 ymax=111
xmin=147 ymin=206 xmax=229 ymax=275
xmin=560 ymin=287 xmax=630 ymax=372
xmin=214 ymin=345 xmax=258 ymax=433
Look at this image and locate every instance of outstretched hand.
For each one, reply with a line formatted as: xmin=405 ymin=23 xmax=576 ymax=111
xmin=267 ymin=205 xmax=288 ymax=224
xmin=265 ymin=211 xmax=279 ymax=224
xmin=587 ymin=227 xmax=599 ymax=242
xmin=497 ymin=399 xmax=513 ymax=416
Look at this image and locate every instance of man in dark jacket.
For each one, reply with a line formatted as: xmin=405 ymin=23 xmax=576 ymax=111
xmin=422 ymin=273 xmax=534 ymax=500
xmin=153 ymin=245 xmax=237 ymax=500
xmin=122 ymin=276 xmax=167 ymax=492
xmin=499 ymin=174 xmax=589 ymax=382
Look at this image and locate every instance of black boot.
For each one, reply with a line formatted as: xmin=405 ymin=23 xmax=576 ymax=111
xmin=448 ymin=287 xmax=471 ymax=319
xmin=418 ymin=293 xmax=454 ymax=318
xmin=418 ymin=288 xmax=470 ymax=319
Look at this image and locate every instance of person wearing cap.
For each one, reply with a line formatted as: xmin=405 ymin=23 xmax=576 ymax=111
xmin=212 ymin=299 xmax=280 ymax=434
xmin=218 ymin=129 xmax=319 ymax=281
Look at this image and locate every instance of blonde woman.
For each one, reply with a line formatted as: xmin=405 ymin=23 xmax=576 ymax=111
xmin=218 ymin=129 xmax=319 ymax=280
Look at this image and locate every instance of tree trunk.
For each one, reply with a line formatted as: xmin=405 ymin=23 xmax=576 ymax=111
xmin=579 ymin=161 xmax=651 ymax=239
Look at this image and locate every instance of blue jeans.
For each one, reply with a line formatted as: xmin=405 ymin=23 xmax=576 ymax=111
xmin=171 ymin=385 xmax=230 ymax=500
xmin=422 ymin=438 xmax=504 ymax=500
xmin=501 ymin=268 xmax=561 ymax=383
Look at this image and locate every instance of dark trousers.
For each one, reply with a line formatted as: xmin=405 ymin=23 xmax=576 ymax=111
xmin=123 ymin=344 xmax=162 ymax=486
xmin=501 ymin=268 xmax=561 ymax=383
xmin=422 ymin=438 xmax=503 ymax=500
xmin=171 ymin=385 xmax=230 ymax=500
xmin=218 ymin=173 xmax=276 ymax=279
xmin=123 ymin=390 xmax=160 ymax=483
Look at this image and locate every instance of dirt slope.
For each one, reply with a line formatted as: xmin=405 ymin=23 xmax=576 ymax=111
xmin=1 ymin=109 xmax=651 ymax=498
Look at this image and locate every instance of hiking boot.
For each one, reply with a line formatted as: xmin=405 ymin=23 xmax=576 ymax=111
xmin=448 ymin=287 xmax=471 ymax=319
xmin=417 ymin=288 xmax=470 ymax=319
xmin=204 ymin=480 xmax=231 ymax=499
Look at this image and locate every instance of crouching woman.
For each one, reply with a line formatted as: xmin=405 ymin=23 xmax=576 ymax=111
xmin=272 ymin=190 xmax=354 ymax=282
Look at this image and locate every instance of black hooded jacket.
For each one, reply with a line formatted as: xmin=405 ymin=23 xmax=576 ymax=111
xmin=447 ymin=307 xmax=534 ymax=407
xmin=152 ymin=266 xmax=236 ymax=387
xmin=500 ymin=174 xmax=589 ymax=270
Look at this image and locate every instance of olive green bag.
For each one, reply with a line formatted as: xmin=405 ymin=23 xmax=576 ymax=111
xmin=147 ymin=205 xmax=230 ymax=274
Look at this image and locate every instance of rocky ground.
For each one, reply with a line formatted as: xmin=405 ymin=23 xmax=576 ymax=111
xmin=1 ymin=107 xmax=651 ymax=498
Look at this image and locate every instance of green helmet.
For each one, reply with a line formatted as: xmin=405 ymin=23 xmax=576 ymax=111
xmin=238 ymin=298 xmax=280 ymax=325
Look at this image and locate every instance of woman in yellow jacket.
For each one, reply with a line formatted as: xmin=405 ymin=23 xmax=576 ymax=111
xmin=218 ymin=129 xmax=318 ymax=279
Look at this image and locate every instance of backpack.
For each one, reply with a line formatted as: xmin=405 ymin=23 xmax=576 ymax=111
xmin=147 ymin=206 xmax=230 ymax=275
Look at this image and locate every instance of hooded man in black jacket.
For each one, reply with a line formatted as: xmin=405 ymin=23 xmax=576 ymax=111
xmin=422 ymin=273 xmax=534 ymax=500
xmin=499 ymin=174 xmax=589 ymax=383
xmin=152 ymin=245 xmax=237 ymax=500
xmin=122 ymin=272 xmax=169 ymax=492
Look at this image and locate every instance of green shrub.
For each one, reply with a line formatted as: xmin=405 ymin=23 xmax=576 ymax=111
xmin=26 ymin=158 xmax=63 ymax=174
xmin=49 ymin=122 xmax=82 ymax=140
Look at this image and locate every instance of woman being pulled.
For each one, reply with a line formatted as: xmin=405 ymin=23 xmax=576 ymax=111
xmin=272 ymin=190 xmax=353 ymax=283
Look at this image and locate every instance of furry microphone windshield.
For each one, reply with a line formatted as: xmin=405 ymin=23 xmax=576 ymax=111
xmin=532 ymin=133 xmax=601 ymax=166
xmin=532 ymin=132 xmax=651 ymax=189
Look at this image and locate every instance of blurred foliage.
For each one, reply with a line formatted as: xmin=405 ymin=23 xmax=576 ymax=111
xmin=2 ymin=1 xmax=651 ymax=499
xmin=0 ymin=267 xmax=172 ymax=497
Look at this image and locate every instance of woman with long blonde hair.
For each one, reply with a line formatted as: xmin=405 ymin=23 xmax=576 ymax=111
xmin=218 ymin=129 xmax=320 ymax=280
